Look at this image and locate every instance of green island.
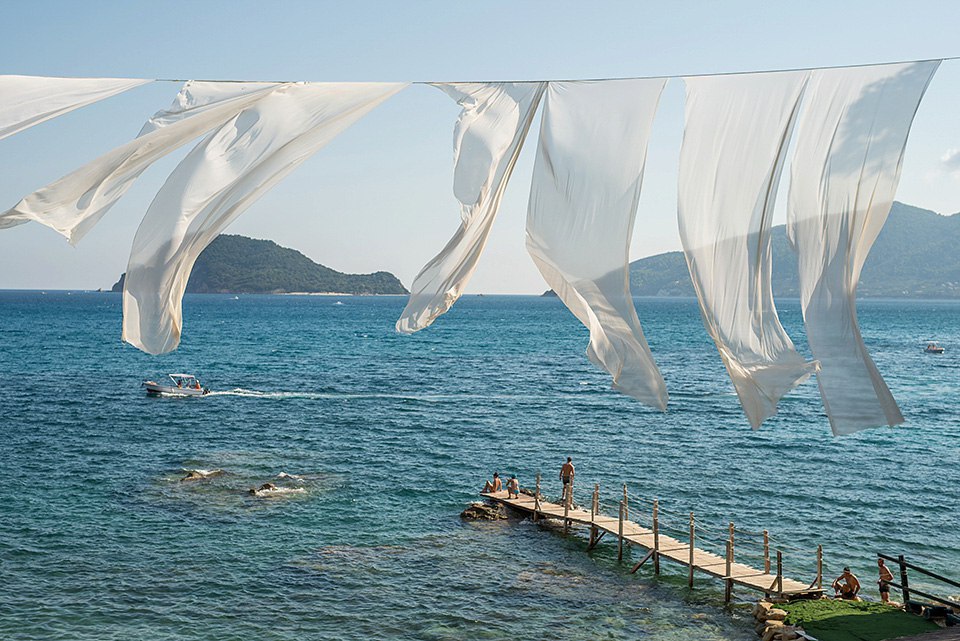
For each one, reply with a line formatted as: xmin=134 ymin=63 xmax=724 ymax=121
xmin=547 ymin=201 xmax=960 ymax=299
xmin=112 ymin=234 xmax=408 ymax=295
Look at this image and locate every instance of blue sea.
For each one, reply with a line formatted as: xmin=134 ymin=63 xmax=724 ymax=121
xmin=1 ymin=291 xmax=957 ymax=640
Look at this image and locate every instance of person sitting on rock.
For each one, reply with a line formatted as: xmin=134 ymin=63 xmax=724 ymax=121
xmin=506 ymin=474 xmax=519 ymax=499
xmin=832 ymin=567 xmax=861 ymax=599
xmin=482 ymin=472 xmax=502 ymax=493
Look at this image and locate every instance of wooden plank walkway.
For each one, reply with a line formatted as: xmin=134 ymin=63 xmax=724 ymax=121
xmin=480 ymin=489 xmax=823 ymax=600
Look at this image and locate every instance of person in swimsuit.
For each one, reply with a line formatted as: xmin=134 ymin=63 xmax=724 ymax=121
xmin=559 ymin=457 xmax=574 ymax=504
xmin=506 ymin=474 xmax=519 ymax=499
xmin=482 ymin=472 xmax=502 ymax=493
xmin=877 ymin=558 xmax=894 ymax=603
xmin=832 ymin=567 xmax=861 ymax=600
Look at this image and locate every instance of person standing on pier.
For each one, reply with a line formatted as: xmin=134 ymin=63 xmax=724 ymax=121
xmin=559 ymin=457 xmax=575 ymax=503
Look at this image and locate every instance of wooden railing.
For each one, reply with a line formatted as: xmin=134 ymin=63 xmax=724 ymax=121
xmin=491 ymin=475 xmax=825 ymax=601
xmin=878 ymin=552 xmax=960 ymax=617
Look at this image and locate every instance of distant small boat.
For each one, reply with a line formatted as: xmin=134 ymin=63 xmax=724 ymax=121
xmin=143 ymin=374 xmax=210 ymax=396
xmin=924 ymin=342 xmax=945 ymax=354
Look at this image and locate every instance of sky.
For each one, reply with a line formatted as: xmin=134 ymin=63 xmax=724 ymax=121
xmin=2 ymin=0 xmax=960 ymax=292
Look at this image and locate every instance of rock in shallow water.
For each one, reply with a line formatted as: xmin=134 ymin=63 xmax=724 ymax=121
xmin=460 ymin=502 xmax=506 ymax=520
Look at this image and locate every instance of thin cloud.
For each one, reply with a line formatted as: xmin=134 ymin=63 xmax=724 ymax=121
xmin=940 ymin=146 xmax=960 ymax=176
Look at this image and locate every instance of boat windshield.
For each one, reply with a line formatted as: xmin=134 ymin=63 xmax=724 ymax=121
xmin=169 ymin=374 xmax=198 ymax=387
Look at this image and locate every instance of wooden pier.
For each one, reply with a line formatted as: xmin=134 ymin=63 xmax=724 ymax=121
xmin=480 ymin=477 xmax=824 ymax=601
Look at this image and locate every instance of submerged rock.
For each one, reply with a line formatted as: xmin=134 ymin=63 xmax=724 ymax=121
xmin=460 ymin=502 xmax=506 ymax=520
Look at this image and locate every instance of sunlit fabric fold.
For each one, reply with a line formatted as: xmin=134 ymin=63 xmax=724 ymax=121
xmin=526 ymin=79 xmax=668 ymax=410
xmin=787 ymin=61 xmax=939 ymax=435
xmin=0 ymin=75 xmax=151 ymax=141
xmin=678 ymin=71 xmax=819 ymax=429
xmin=123 ymin=82 xmax=407 ymax=355
xmin=0 ymin=81 xmax=280 ymax=244
xmin=395 ymin=82 xmax=545 ymax=334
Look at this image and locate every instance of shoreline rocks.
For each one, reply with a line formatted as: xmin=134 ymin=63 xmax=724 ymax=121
xmin=752 ymin=600 xmax=803 ymax=641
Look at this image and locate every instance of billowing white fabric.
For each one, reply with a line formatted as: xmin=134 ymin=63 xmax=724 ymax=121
xmin=678 ymin=71 xmax=819 ymax=429
xmin=0 ymin=81 xmax=279 ymax=244
xmin=0 ymin=75 xmax=151 ymax=141
xmin=788 ymin=61 xmax=939 ymax=435
xmin=123 ymin=82 xmax=407 ymax=355
xmin=395 ymin=82 xmax=545 ymax=333
xmin=526 ymin=79 xmax=668 ymax=410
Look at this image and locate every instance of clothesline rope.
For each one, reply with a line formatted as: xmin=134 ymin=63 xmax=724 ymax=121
xmin=145 ymin=55 xmax=959 ymax=85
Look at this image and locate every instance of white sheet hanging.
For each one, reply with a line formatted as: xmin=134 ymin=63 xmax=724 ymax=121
xmin=678 ymin=71 xmax=818 ymax=429
xmin=123 ymin=81 xmax=407 ymax=355
xmin=788 ymin=61 xmax=939 ymax=435
xmin=0 ymin=75 xmax=151 ymax=141
xmin=526 ymin=79 xmax=668 ymax=410
xmin=0 ymin=81 xmax=280 ymax=244
xmin=395 ymin=82 xmax=545 ymax=334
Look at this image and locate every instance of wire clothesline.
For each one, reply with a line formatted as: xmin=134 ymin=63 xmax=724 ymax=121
xmin=131 ymin=55 xmax=960 ymax=86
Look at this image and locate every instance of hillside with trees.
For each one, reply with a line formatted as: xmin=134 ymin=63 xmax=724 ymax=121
xmin=112 ymin=235 xmax=408 ymax=295
xmin=625 ymin=202 xmax=960 ymax=299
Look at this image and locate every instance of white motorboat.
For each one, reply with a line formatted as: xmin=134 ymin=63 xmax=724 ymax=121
xmin=924 ymin=342 xmax=945 ymax=354
xmin=142 ymin=374 xmax=210 ymax=396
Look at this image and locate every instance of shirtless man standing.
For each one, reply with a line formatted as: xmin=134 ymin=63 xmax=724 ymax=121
xmin=877 ymin=558 xmax=894 ymax=603
xmin=559 ymin=457 xmax=575 ymax=504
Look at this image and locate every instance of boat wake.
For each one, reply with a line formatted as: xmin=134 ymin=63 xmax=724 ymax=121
xmin=205 ymin=388 xmax=593 ymax=402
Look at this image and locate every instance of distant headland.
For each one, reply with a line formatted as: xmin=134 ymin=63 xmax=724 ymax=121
xmin=545 ymin=202 xmax=960 ymax=299
xmin=112 ymin=234 xmax=408 ymax=295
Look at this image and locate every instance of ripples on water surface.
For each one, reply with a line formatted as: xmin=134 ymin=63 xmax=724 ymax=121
xmin=0 ymin=292 xmax=957 ymax=640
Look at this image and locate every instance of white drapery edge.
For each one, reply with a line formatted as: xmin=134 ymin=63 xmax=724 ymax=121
xmin=787 ymin=61 xmax=940 ymax=435
xmin=122 ymin=82 xmax=408 ymax=355
xmin=678 ymin=71 xmax=819 ymax=429
xmin=0 ymin=75 xmax=151 ymax=141
xmin=395 ymin=82 xmax=546 ymax=334
xmin=526 ymin=79 xmax=668 ymax=411
xmin=0 ymin=81 xmax=280 ymax=244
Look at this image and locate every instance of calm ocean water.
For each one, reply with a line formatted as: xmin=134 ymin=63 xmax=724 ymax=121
xmin=1 ymin=291 xmax=957 ymax=640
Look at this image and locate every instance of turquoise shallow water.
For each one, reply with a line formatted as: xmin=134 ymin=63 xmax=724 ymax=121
xmin=1 ymin=292 xmax=957 ymax=640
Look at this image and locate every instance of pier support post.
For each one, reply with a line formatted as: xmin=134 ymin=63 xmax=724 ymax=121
xmin=817 ymin=545 xmax=823 ymax=589
xmin=898 ymin=554 xmax=910 ymax=604
xmin=534 ymin=473 xmax=541 ymax=522
xmin=622 ymin=484 xmax=628 ymax=521
xmin=618 ymin=501 xmax=624 ymax=561
xmin=688 ymin=511 xmax=695 ymax=588
xmin=776 ymin=550 xmax=783 ymax=596
xmin=763 ymin=530 xmax=770 ymax=574
xmin=653 ymin=499 xmax=660 ymax=575
xmin=725 ymin=538 xmax=733 ymax=602
xmin=589 ymin=483 xmax=599 ymax=547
